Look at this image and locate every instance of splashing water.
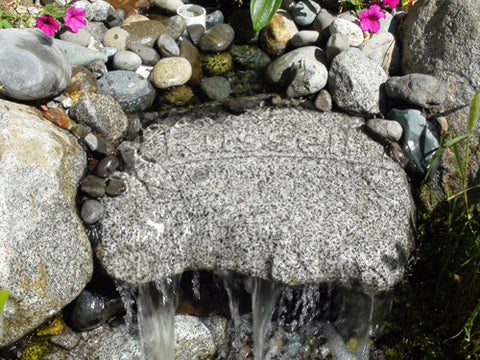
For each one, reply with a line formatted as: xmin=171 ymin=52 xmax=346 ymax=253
xmin=136 ymin=278 xmax=179 ymax=360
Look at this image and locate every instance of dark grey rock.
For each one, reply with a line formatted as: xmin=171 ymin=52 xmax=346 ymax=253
xmin=113 ymin=50 xmax=142 ymax=70
xmin=200 ymin=76 xmax=232 ymax=100
xmin=96 ymin=107 xmax=414 ymax=293
xmin=385 ymin=74 xmax=448 ymax=108
xmin=66 ymin=289 xmax=124 ymax=331
xmin=127 ymin=44 xmax=161 ymax=65
xmin=54 ymin=38 xmax=108 ymax=66
xmin=96 ymin=156 xmax=120 ymax=178
xmin=0 ymin=29 xmax=71 ymax=101
xmin=0 ymin=99 xmax=92 ymax=346
xmin=106 ymin=178 xmax=127 ymax=197
xmin=326 ymin=33 xmax=350 ymax=64
xmin=198 ymin=23 xmax=235 ymax=53
xmin=328 ymin=48 xmax=388 ymax=116
xmin=156 ymin=34 xmax=180 ymax=57
xmin=81 ymin=199 xmax=105 ymax=224
xmin=206 ymin=9 xmax=224 ymax=28
xmin=286 ymin=58 xmax=328 ymax=98
xmin=401 ymin=0 xmax=480 ymax=210
xmin=388 ymin=108 xmax=439 ymax=173
xmin=290 ymin=0 xmax=321 ymax=26
xmin=69 ymin=93 xmax=129 ymax=146
xmin=97 ymin=70 xmax=156 ymax=113
xmin=81 ymin=175 xmax=106 ymax=197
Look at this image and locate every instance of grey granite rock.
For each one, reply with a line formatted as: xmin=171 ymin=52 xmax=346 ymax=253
xmin=156 ymin=34 xmax=180 ymax=57
xmin=127 ymin=44 xmax=161 ymax=66
xmin=313 ymin=8 xmax=335 ymax=36
xmin=96 ymin=107 xmax=414 ymax=293
xmin=326 ymin=33 xmax=350 ymax=64
xmin=175 ymin=315 xmax=218 ymax=360
xmin=69 ymin=93 xmax=129 ymax=146
xmin=0 ymin=29 xmax=71 ymax=101
xmin=328 ymin=48 xmax=388 ymax=116
xmin=85 ymin=21 xmax=108 ymax=43
xmin=54 ymin=39 xmax=108 ymax=66
xmin=329 ymin=18 xmax=363 ymax=47
xmin=360 ymin=32 xmax=399 ymax=74
xmin=0 ymin=99 xmax=92 ymax=346
xmin=385 ymin=74 xmax=448 ymax=108
xmin=266 ymin=46 xmax=326 ymax=87
xmin=200 ymin=76 xmax=232 ymax=100
xmin=286 ymin=58 xmax=328 ymax=98
xmin=86 ymin=0 xmax=115 ymax=22
xmin=290 ymin=0 xmax=321 ymax=26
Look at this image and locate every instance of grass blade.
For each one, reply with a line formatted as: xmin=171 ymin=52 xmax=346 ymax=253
xmin=0 ymin=289 xmax=9 ymax=314
xmin=443 ymin=134 xmax=469 ymax=148
xmin=468 ymin=93 xmax=480 ymax=133
xmin=453 ymin=143 xmax=465 ymax=180
xmin=250 ymin=0 xmax=282 ymax=31
xmin=465 ymin=299 xmax=480 ymax=341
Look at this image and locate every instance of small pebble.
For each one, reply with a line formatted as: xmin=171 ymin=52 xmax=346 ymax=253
xmin=156 ymin=34 xmax=180 ymax=57
xmin=367 ymin=118 xmax=403 ymax=142
xmin=96 ymin=156 xmax=120 ymax=178
xmin=113 ymin=50 xmax=142 ymax=71
xmin=152 ymin=57 xmax=192 ymax=89
xmin=106 ymin=178 xmax=127 ymax=197
xmin=200 ymin=76 xmax=232 ymax=101
xmin=85 ymin=133 xmax=99 ymax=151
xmin=314 ymin=89 xmax=333 ymax=111
xmin=326 ymin=33 xmax=350 ymax=63
xmin=290 ymin=0 xmax=321 ymax=26
xmin=81 ymin=199 xmax=104 ymax=224
xmin=198 ymin=23 xmax=235 ymax=53
xmin=127 ymin=44 xmax=161 ymax=66
xmin=103 ymin=27 xmax=129 ymax=50
xmin=313 ymin=9 xmax=335 ymax=36
xmin=329 ymin=18 xmax=363 ymax=47
xmin=88 ymin=60 xmax=108 ymax=78
xmin=290 ymin=30 xmax=321 ymax=48
xmin=50 ymin=326 xmax=82 ymax=350
xmin=80 ymin=175 xmax=106 ymax=198
xmin=70 ymin=123 xmax=92 ymax=139
xmin=162 ymin=15 xmax=186 ymax=40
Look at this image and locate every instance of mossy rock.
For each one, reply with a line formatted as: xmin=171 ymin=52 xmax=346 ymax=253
xmin=228 ymin=70 xmax=264 ymax=97
xmin=20 ymin=339 xmax=51 ymax=360
xmin=201 ymin=52 xmax=233 ymax=76
xmin=230 ymin=45 xmax=271 ymax=70
xmin=162 ymin=86 xmax=194 ymax=107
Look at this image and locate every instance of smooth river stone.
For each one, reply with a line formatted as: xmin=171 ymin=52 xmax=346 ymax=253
xmin=122 ymin=20 xmax=168 ymax=47
xmin=152 ymin=57 xmax=192 ymax=89
xmin=96 ymin=107 xmax=415 ymax=293
xmin=198 ymin=23 xmax=235 ymax=53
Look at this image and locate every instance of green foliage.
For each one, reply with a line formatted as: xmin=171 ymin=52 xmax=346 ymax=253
xmin=383 ymin=94 xmax=480 ymax=359
xmin=38 ymin=4 xmax=65 ymax=19
xmin=340 ymin=0 xmax=370 ymax=12
xmin=250 ymin=0 xmax=282 ymax=32
xmin=0 ymin=289 xmax=9 ymax=314
xmin=0 ymin=8 xmax=16 ymax=28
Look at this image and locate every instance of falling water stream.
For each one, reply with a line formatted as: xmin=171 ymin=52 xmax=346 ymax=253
xmin=121 ymin=272 xmax=390 ymax=360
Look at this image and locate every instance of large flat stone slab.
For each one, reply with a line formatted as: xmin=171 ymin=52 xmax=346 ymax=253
xmin=96 ymin=107 xmax=414 ymax=293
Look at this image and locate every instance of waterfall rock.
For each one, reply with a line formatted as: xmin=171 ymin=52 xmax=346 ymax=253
xmin=0 ymin=29 xmax=71 ymax=101
xmin=0 ymin=99 xmax=92 ymax=346
xmin=400 ymin=0 xmax=480 ymax=211
xmin=96 ymin=107 xmax=414 ymax=293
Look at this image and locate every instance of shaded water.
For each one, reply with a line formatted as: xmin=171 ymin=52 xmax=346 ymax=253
xmin=120 ymin=272 xmax=391 ymax=360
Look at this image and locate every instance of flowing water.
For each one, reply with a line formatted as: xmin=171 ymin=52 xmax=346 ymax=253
xmin=119 ymin=271 xmax=391 ymax=360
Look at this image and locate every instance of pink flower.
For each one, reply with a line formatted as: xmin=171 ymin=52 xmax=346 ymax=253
xmin=64 ymin=6 xmax=86 ymax=33
xmin=36 ymin=15 xmax=59 ymax=36
xmin=359 ymin=4 xmax=386 ymax=33
xmin=383 ymin=0 xmax=400 ymax=8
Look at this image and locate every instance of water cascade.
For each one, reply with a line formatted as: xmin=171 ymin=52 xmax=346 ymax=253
xmin=121 ymin=271 xmax=391 ymax=360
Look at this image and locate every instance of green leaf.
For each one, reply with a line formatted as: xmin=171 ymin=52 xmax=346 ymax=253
xmin=0 ymin=289 xmax=9 ymax=314
xmin=465 ymin=299 xmax=480 ymax=341
xmin=443 ymin=134 xmax=469 ymax=148
xmin=250 ymin=0 xmax=282 ymax=32
xmin=468 ymin=93 xmax=480 ymax=133
xmin=453 ymin=143 xmax=465 ymax=180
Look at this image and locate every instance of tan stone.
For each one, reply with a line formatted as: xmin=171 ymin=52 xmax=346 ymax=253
xmin=152 ymin=57 xmax=192 ymax=89
xmin=260 ymin=10 xmax=298 ymax=57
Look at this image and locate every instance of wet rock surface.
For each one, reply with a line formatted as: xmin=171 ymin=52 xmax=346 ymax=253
xmin=96 ymin=107 xmax=414 ymax=293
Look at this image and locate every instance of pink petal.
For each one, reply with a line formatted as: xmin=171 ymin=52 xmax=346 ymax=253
xmin=65 ymin=6 xmax=86 ymax=33
xmin=36 ymin=15 xmax=59 ymax=36
xmin=383 ymin=0 xmax=400 ymax=8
